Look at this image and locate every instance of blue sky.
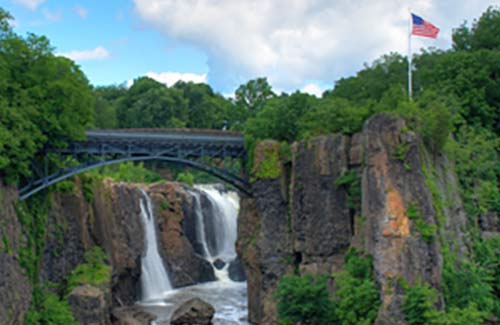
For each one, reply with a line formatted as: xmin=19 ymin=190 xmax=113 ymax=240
xmin=2 ymin=0 xmax=497 ymax=96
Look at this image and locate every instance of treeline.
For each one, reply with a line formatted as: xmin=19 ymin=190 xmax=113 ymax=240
xmin=0 ymin=9 xmax=93 ymax=183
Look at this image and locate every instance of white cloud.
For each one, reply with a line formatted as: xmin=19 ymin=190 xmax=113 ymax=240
xmin=301 ymin=83 xmax=325 ymax=97
xmin=57 ymin=46 xmax=111 ymax=61
xmin=145 ymin=71 xmax=207 ymax=87
xmin=133 ymin=0 xmax=497 ymax=92
xmin=11 ymin=0 xmax=45 ymax=10
xmin=74 ymin=5 xmax=88 ymax=19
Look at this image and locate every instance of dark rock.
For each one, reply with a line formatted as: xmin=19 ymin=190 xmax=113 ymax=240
xmin=68 ymin=284 xmax=110 ymax=324
xmin=91 ymin=181 xmax=146 ymax=307
xmin=213 ymin=258 xmax=226 ymax=270
xmin=0 ymin=182 xmax=32 ymax=325
xmin=149 ymin=183 xmax=215 ymax=288
xmin=170 ymin=298 xmax=215 ymax=325
xmin=0 ymin=253 xmax=32 ymax=325
xmin=480 ymin=211 xmax=498 ymax=233
xmin=40 ymin=177 xmax=91 ymax=284
xmin=237 ymin=140 xmax=293 ymax=325
xmin=112 ymin=306 xmax=156 ymax=325
xmin=359 ymin=114 xmax=443 ymax=323
xmin=291 ymin=135 xmax=351 ymax=274
xmin=228 ymin=258 xmax=246 ymax=282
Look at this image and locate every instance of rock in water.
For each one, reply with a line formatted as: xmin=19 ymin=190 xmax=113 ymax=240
xmin=228 ymin=258 xmax=246 ymax=282
xmin=212 ymin=258 xmax=226 ymax=270
xmin=112 ymin=306 xmax=157 ymax=325
xmin=170 ymin=298 xmax=215 ymax=325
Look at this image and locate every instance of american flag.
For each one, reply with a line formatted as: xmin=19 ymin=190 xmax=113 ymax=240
xmin=411 ymin=13 xmax=439 ymax=38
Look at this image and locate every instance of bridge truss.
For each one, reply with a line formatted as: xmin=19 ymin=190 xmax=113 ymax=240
xmin=18 ymin=130 xmax=251 ymax=200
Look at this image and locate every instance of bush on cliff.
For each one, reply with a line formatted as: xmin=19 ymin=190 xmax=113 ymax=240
xmin=275 ymin=274 xmax=337 ymax=325
xmin=334 ymin=250 xmax=380 ymax=325
xmin=67 ymin=246 xmax=111 ymax=294
xmin=275 ymin=250 xmax=379 ymax=325
xmin=402 ymin=282 xmax=487 ymax=325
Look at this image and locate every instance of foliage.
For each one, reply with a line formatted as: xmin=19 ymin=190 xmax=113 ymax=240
xmin=452 ymin=6 xmax=500 ymax=52
xmin=67 ymin=246 xmax=111 ymax=294
xmin=275 ymin=274 xmax=337 ymax=325
xmin=402 ymin=283 xmax=441 ymax=324
xmin=298 ymin=97 xmax=370 ymax=138
xmin=176 ymin=171 xmax=195 ymax=186
xmin=0 ymin=8 xmax=93 ymax=182
xmin=335 ymin=170 xmax=361 ymax=211
xmin=406 ymin=202 xmax=438 ymax=243
xmin=235 ymin=77 xmax=276 ymax=117
xmin=90 ymin=85 xmax=125 ymax=129
xmin=251 ymin=144 xmax=282 ymax=180
xmin=448 ymin=127 xmax=500 ymax=219
xmin=91 ymin=161 xmax=162 ymax=183
xmin=403 ymin=282 xmax=488 ymax=325
xmin=245 ymin=92 xmax=316 ymax=142
xmin=16 ymin=194 xmax=50 ymax=283
xmin=334 ymin=249 xmax=380 ymax=324
xmin=116 ymin=76 xmax=188 ymax=128
xmin=26 ymin=287 xmax=77 ymax=325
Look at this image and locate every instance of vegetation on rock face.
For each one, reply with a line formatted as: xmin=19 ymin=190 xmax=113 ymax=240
xmin=275 ymin=249 xmax=379 ymax=325
xmin=275 ymin=274 xmax=336 ymax=325
xmin=67 ymin=246 xmax=111 ymax=294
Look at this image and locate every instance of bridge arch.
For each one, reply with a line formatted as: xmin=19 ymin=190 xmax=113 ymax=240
xmin=18 ymin=129 xmax=251 ymax=200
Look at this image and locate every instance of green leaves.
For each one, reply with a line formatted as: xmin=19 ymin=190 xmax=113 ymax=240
xmin=0 ymin=11 xmax=93 ymax=181
xmin=275 ymin=274 xmax=336 ymax=325
xmin=275 ymin=250 xmax=380 ymax=325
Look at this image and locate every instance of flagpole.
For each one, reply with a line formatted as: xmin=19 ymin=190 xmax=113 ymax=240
xmin=408 ymin=8 xmax=412 ymax=101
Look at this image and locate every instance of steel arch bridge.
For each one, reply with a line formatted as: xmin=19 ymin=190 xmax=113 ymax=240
xmin=18 ymin=129 xmax=251 ymax=200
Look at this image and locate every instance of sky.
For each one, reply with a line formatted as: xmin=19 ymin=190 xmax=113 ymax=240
xmin=2 ymin=0 xmax=497 ymax=96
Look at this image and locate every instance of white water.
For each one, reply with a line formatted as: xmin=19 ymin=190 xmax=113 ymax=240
xmin=138 ymin=185 xmax=247 ymax=324
xmin=192 ymin=185 xmax=240 ymax=281
xmin=139 ymin=189 xmax=172 ymax=302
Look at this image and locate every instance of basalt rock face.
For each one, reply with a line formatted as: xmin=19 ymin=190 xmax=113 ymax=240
xmin=0 ymin=182 xmax=32 ymax=325
xmin=148 ymin=183 xmax=215 ymax=288
xmin=291 ymin=135 xmax=351 ymax=275
xmin=0 ymin=253 xmax=32 ymax=324
xmin=39 ymin=179 xmax=145 ymax=308
xmin=358 ymin=115 xmax=442 ymax=323
xmin=239 ymin=114 xmax=465 ymax=324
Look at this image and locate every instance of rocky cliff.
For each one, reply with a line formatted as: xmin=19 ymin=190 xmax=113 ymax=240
xmin=238 ymin=114 xmax=470 ymax=324
xmin=0 ymin=176 xmax=225 ymax=324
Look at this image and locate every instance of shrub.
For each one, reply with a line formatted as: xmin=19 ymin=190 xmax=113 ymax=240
xmin=176 ymin=171 xmax=195 ymax=186
xmin=275 ymin=274 xmax=337 ymax=324
xmin=334 ymin=250 xmax=380 ymax=325
xmin=67 ymin=246 xmax=111 ymax=294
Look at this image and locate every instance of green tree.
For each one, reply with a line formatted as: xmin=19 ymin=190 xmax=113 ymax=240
xmin=0 ymin=8 xmax=93 ymax=182
xmin=174 ymin=81 xmax=232 ymax=129
xmin=245 ymin=92 xmax=316 ymax=142
xmin=235 ymin=77 xmax=275 ymax=117
xmin=92 ymin=85 xmax=126 ymax=129
xmin=117 ymin=77 xmax=188 ymax=128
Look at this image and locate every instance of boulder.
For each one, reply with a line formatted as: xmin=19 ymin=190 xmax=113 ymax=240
xmin=170 ymin=298 xmax=215 ymax=325
xmin=213 ymin=258 xmax=226 ymax=270
xmin=68 ymin=284 xmax=110 ymax=324
xmin=112 ymin=306 xmax=156 ymax=325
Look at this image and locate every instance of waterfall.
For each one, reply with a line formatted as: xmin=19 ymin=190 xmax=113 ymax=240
xmin=139 ymin=189 xmax=172 ymax=301
xmin=190 ymin=185 xmax=240 ymax=281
